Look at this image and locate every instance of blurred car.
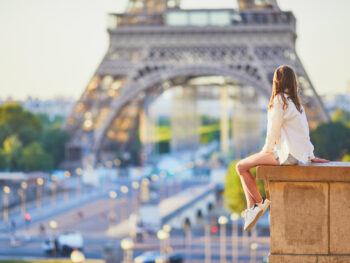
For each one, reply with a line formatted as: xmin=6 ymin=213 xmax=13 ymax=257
xmin=134 ymin=251 xmax=184 ymax=263
xmin=42 ymin=237 xmax=56 ymax=255
xmin=55 ymin=232 xmax=84 ymax=256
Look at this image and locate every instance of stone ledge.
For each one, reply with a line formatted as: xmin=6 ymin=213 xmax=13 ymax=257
xmin=257 ymin=162 xmax=350 ymax=263
xmin=269 ymin=255 xmax=350 ymax=263
xmin=257 ymin=162 xmax=350 ymax=182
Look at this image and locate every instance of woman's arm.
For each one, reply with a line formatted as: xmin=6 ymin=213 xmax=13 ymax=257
xmin=311 ymin=157 xmax=330 ymax=163
xmin=261 ymin=95 xmax=284 ymax=152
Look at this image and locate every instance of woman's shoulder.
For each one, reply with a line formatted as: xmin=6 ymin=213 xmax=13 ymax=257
xmin=273 ymin=93 xmax=285 ymax=105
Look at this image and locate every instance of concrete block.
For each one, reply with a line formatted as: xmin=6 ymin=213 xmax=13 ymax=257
xmin=269 ymin=182 xmax=328 ymax=254
xmin=269 ymin=255 xmax=317 ymax=263
xmin=330 ymin=183 xmax=350 ymax=254
xmin=318 ymin=256 xmax=350 ymax=263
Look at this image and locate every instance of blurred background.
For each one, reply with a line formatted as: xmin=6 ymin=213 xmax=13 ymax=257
xmin=0 ymin=0 xmax=350 ymax=262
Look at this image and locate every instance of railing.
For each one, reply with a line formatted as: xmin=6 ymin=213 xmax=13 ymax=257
xmin=107 ymin=9 xmax=296 ymax=29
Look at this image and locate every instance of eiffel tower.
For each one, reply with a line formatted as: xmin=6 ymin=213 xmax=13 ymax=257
xmin=64 ymin=0 xmax=329 ymax=168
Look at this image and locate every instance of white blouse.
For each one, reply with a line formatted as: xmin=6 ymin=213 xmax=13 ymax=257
xmin=261 ymin=93 xmax=315 ymax=164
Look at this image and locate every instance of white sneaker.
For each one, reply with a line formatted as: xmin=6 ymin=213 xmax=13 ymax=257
xmin=243 ymin=205 xmax=263 ymax=231
xmin=258 ymin=198 xmax=271 ymax=215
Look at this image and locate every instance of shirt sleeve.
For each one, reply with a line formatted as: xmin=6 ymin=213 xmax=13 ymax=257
xmin=262 ymin=95 xmax=284 ymax=152
xmin=308 ymin=141 xmax=315 ymax=159
xmin=303 ymin=106 xmax=316 ymax=160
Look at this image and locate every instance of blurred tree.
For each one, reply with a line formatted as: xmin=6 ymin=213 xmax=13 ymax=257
xmin=18 ymin=142 xmax=54 ymax=171
xmin=37 ymin=113 xmax=65 ymax=129
xmin=36 ymin=113 xmax=51 ymax=128
xmin=311 ymin=122 xmax=350 ymax=160
xmin=41 ymin=127 xmax=70 ymax=167
xmin=0 ymin=103 xmax=70 ymax=170
xmin=18 ymin=125 xmax=41 ymax=146
xmin=0 ymin=103 xmax=42 ymax=146
xmin=0 ymin=123 xmax=12 ymax=146
xmin=0 ymin=150 xmax=6 ymax=170
xmin=332 ymin=109 xmax=350 ymax=125
xmin=3 ymin=135 xmax=22 ymax=170
xmin=342 ymin=154 xmax=350 ymax=162
xmin=223 ymin=159 xmax=265 ymax=213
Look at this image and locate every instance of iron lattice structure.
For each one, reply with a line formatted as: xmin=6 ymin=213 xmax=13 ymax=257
xmin=64 ymin=0 xmax=329 ymax=167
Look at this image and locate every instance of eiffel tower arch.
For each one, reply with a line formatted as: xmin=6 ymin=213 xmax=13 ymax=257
xmin=64 ymin=0 xmax=329 ymax=167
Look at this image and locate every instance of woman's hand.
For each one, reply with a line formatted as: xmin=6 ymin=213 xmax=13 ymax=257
xmin=311 ymin=157 xmax=330 ymax=163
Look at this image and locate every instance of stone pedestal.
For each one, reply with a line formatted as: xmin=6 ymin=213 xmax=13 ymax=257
xmin=257 ymin=162 xmax=350 ymax=263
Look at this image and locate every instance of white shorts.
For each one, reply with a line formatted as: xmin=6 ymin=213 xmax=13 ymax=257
xmin=273 ymin=151 xmax=299 ymax=165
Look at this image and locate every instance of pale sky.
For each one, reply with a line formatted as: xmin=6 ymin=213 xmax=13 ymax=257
xmin=0 ymin=0 xmax=349 ymax=100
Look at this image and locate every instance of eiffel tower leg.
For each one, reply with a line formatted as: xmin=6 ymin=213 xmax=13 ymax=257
xmin=139 ymin=96 xmax=153 ymax=164
xmin=220 ymin=84 xmax=229 ymax=155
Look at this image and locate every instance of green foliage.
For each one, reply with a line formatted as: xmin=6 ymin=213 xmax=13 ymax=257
xmin=201 ymin=115 xmax=219 ymax=125
xmin=0 ymin=150 xmax=6 ymax=170
xmin=310 ymin=122 xmax=350 ymax=160
xmin=0 ymin=103 xmax=70 ymax=171
xmin=37 ymin=113 xmax=65 ymax=129
xmin=200 ymin=130 xmax=220 ymax=144
xmin=18 ymin=142 xmax=54 ymax=171
xmin=223 ymin=159 xmax=265 ymax=213
xmin=2 ymin=135 xmax=22 ymax=170
xmin=41 ymin=127 xmax=70 ymax=167
xmin=342 ymin=154 xmax=350 ymax=162
xmin=331 ymin=109 xmax=350 ymax=125
xmin=0 ymin=103 xmax=42 ymax=146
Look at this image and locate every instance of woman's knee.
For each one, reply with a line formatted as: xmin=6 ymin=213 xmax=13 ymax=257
xmin=235 ymin=161 xmax=245 ymax=175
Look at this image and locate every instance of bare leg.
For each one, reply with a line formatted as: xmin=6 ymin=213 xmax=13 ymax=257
xmin=236 ymin=152 xmax=279 ymax=209
xmin=239 ymin=174 xmax=255 ymax=208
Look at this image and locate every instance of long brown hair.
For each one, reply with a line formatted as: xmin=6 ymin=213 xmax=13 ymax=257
xmin=267 ymin=65 xmax=303 ymax=113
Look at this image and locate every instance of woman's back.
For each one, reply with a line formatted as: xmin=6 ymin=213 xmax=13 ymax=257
xmin=268 ymin=93 xmax=314 ymax=164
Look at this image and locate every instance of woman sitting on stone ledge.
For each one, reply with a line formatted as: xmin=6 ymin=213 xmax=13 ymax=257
xmin=235 ymin=65 xmax=329 ymax=231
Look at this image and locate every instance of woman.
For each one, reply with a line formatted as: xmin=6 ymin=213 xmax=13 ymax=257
xmin=235 ymin=65 xmax=329 ymax=231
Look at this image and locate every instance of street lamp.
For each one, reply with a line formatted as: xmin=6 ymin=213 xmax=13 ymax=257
xmin=204 ymin=224 xmax=211 ymax=263
xmin=51 ymin=174 xmax=57 ymax=207
xmin=157 ymin=229 xmax=169 ymax=259
xmin=114 ymin=158 xmax=121 ymax=167
xmin=121 ymin=186 xmax=129 ymax=221
xmin=109 ymin=190 xmax=117 ymax=199
xmin=20 ymin=182 xmax=28 ymax=217
xmin=231 ymin=212 xmax=240 ymax=262
xmin=49 ymin=220 xmax=58 ymax=237
xmin=36 ymin=178 xmax=44 ymax=213
xmin=131 ymin=182 xmax=140 ymax=214
xmin=140 ymin=178 xmax=150 ymax=202
xmin=250 ymin=242 xmax=258 ymax=263
xmin=3 ymin=186 xmax=10 ymax=224
xmin=121 ymin=238 xmax=134 ymax=263
xmin=49 ymin=220 xmax=58 ymax=230
xmin=121 ymin=186 xmax=129 ymax=194
xmin=75 ymin=168 xmax=83 ymax=199
xmin=162 ymin=224 xmax=172 ymax=255
xmin=106 ymin=161 xmax=113 ymax=168
xmin=64 ymin=171 xmax=71 ymax=203
xmin=218 ymin=215 xmax=228 ymax=263
xmin=184 ymin=223 xmax=192 ymax=263
xmin=151 ymin=174 xmax=158 ymax=181
xmin=132 ymin=181 xmax=139 ymax=190
xmin=109 ymin=191 xmax=118 ymax=227
xmin=70 ymin=249 xmax=85 ymax=263
xmin=162 ymin=224 xmax=171 ymax=233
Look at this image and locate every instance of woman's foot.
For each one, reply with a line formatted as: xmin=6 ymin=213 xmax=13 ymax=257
xmin=258 ymin=198 xmax=271 ymax=215
xmin=243 ymin=205 xmax=263 ymax=231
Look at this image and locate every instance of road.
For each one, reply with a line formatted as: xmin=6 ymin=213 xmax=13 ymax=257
xmin=0 ymin=234 xmax=270 ymax=262
xmin=0 ymin=171 xmax=270 ymax=262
